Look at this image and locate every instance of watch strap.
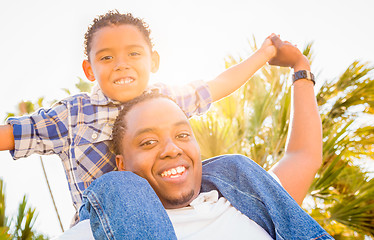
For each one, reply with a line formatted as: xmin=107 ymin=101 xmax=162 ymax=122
xmin=292 ymin=70 xmax=315 ymax=85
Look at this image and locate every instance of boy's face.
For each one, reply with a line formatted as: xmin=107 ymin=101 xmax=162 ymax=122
xmin=115 ymin=98 xmax=202 ymax=209
xmin=83 ymin=25 xmax=159 ymax=102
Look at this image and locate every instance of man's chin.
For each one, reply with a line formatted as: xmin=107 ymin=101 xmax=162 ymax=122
xmin=163 ymin=189 xmax=195 ymax=209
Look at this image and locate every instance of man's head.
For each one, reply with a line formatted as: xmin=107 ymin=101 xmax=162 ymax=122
xmin=112 ymin=91 xmax=202 ymax=209
xmin=82 ymin=10 xmax=160 ymax=102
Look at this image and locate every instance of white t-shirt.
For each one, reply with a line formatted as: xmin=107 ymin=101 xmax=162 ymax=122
xmin=166 ymin=190 xmax=273 ymax=239
xmin=166 ymin=171 xmax=280 ymax=239
xmin=52 ymin=219 xmax=94 ymax=240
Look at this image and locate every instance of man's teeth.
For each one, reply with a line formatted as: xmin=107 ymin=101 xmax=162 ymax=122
xmin=161 ymin=166 xmax=185 ymax=178
xmin=114 ymin=77 xmax=134 ymax=84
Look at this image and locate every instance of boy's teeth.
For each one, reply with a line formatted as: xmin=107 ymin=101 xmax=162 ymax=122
xmin=114 ymin=77 xmax=134 ymax=84
xmin=161 ymin=166 xmax=186 ymax=178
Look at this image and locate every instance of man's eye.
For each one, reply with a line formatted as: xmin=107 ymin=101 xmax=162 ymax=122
xmin=140 ymin=140 xmax=157 ymax=147
xmin=100 ymin=56 xmax=113 ymax=61
xmin=176 ymin=133 xmax=190 ymax=139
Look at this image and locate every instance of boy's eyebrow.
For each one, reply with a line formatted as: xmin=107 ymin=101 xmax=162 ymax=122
xmin=95 ymin=48 xmax=112 ymax=56
xmin=95 ymin=45 xmax=146 ymax=56
xmin=134 ymin=120 xmax=190 ymax=137
xmin=126 ymin=44 xmax=146 ymax=50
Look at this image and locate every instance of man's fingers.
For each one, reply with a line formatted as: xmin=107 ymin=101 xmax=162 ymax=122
xmin=270 ymin=35 xmax=283 ymax=48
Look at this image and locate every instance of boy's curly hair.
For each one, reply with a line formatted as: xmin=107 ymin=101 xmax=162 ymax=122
xmin=84 ymin=10 xmax=153 ymax=60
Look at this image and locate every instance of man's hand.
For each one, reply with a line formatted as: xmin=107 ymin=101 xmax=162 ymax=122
xmin=268 ymin=35 xmax=310 ymax=71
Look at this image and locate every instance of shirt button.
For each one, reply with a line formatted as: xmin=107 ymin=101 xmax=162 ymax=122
xmin=92 ymin=133 xmax=98 ymax=140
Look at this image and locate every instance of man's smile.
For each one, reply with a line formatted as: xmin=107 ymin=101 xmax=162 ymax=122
xmin=160 ymin=166 xmax=186 ymax=178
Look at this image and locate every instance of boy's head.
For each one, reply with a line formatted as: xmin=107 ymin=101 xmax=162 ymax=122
xmin=82 ymin=10 xmax=160 ymax=102
xmin=112 ymin=91 xmax=202 ymax=209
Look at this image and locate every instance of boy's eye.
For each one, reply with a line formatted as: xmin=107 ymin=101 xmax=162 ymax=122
xmin=100 ymin=56 xmax=113 ymax=61
xmin=129 ymin=52 xmax=140 ymax=57
xmin=140 ymin=139 xmax=157 ymax=147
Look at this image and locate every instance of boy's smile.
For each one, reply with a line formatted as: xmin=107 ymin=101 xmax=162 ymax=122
xmin=115 ymin=97 xmax=202 ymax=209
xmin=83 ymin=24 xmax=160 ymax=102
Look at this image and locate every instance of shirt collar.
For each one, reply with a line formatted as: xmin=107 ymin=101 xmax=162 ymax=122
xmin=90 ymin=85 xmax=122 ymax=106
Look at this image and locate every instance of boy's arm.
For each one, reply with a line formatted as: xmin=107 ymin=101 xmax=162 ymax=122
xmin=207 ymin=34 xmax=276 ymax=102
xmin=0 ymin=125 xmax=15 ymax=150
xmin=269 ymin=36 xmax=322 ymax=205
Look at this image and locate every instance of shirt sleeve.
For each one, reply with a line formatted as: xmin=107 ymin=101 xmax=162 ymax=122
xmin=6 ymin=103 xmax=69 ymax=160
xmin=150 ymin=80 xmax=213 ymax=118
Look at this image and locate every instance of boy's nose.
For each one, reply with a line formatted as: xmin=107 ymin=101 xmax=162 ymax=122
xmin=114 ymin=60 xmax=130 ymax=71
xmin=159 ymin=139 xmax=183 ymax=159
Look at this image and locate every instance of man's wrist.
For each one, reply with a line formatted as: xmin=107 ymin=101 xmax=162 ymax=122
xmin=293 ymin=55 xmax=310 ymax=71
xmin=293 ymin=70 xmax=315 ymax=85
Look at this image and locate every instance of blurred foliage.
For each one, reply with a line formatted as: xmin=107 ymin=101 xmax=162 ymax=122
xmin=0 ymin=178 xmax=48 ymax=240
xmin=190 ymin=40 xmax=374 ymax=238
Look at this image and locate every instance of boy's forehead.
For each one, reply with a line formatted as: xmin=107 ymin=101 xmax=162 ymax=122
xmin=91 ymin=25 xmax=151 ymax=52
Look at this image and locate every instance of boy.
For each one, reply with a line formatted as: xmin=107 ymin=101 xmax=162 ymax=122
xmin=0 ymin=10 xmax=276 ymax=223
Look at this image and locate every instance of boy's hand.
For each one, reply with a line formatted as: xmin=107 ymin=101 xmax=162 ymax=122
xmin=268 ymin=35 xmax=310 ymax=70
xmin=259 ymin=33 xmax=277 ymax=60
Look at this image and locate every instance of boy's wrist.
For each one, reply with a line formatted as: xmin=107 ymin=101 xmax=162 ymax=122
xmin=257 ymin=46 xmax=276 ymax=62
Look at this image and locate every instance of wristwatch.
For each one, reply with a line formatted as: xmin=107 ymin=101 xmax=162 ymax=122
xmin=292 ymin=70 xmax=315 ymax=85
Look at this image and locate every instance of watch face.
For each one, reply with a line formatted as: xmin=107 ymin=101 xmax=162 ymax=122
xmin=300 ymin=71 xmax=307 ymax=78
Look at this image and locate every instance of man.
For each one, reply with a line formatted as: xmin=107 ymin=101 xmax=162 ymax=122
xmin=58 ymin=36 xmax=333 ymax=239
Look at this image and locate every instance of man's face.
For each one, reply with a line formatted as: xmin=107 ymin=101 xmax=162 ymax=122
xmin=116 ymin=98 xmax=202 ymax=209
xmin=83 ymin=24 xmax=159 ymax=102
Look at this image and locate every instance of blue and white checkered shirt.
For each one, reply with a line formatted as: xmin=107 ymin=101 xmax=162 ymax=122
xmin=7 ymin=81 xmax=212 ymax=219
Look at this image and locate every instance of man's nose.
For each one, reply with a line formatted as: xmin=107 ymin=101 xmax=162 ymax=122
xmin=159 ymin=139 xmax=183 ymax=159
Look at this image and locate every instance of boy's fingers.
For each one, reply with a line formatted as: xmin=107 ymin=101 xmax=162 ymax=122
xmin=266 ymin=33 xmax=276 ymax=39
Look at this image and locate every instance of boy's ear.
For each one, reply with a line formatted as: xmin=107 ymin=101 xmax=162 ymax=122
xmin=82 ymin=60 xmax=95 ymax=82
xmin=151 ymin=51 xmax=160 ymax=73
xmin=116 ymin=155 xmax=126 ymax=171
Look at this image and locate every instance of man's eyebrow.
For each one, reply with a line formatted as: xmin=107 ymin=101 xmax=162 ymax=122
xmin=174 ymin=120 xmax=190 ymax=127
xmin=134 ymin=127 xmax=155 ymax=137
xmin=134 ymin=120 xmax=190 ymax=137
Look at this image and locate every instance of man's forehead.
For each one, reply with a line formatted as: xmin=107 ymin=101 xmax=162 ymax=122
xmin=125 ymin=98 xmax=189 ymax=133
xmin=133 ymin=120 xmax=190 ymax=136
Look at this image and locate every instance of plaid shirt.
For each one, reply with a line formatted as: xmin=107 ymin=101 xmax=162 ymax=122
xmin=7 ymin=81 xmax=212 ymax=217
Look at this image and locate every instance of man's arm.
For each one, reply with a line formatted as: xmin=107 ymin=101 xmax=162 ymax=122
xmin=269 ymin=37 xmax=322 ymax=205
xmin=207 ymin=34 xmax=276 ymax=102
xmin=0 ymin=125 xmax=15 ymax=150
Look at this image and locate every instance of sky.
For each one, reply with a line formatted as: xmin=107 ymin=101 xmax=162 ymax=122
xmin=0 ymin=0 xmax=373 ymax=237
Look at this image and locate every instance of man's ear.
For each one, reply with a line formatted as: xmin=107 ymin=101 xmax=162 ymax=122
xmin=151 ymin=51 xmax=160 ymax=73
xmin=116 ymin=155 xmax=126 ymax=171
xmin=82 ymin=60 xmax=96 ymax=82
